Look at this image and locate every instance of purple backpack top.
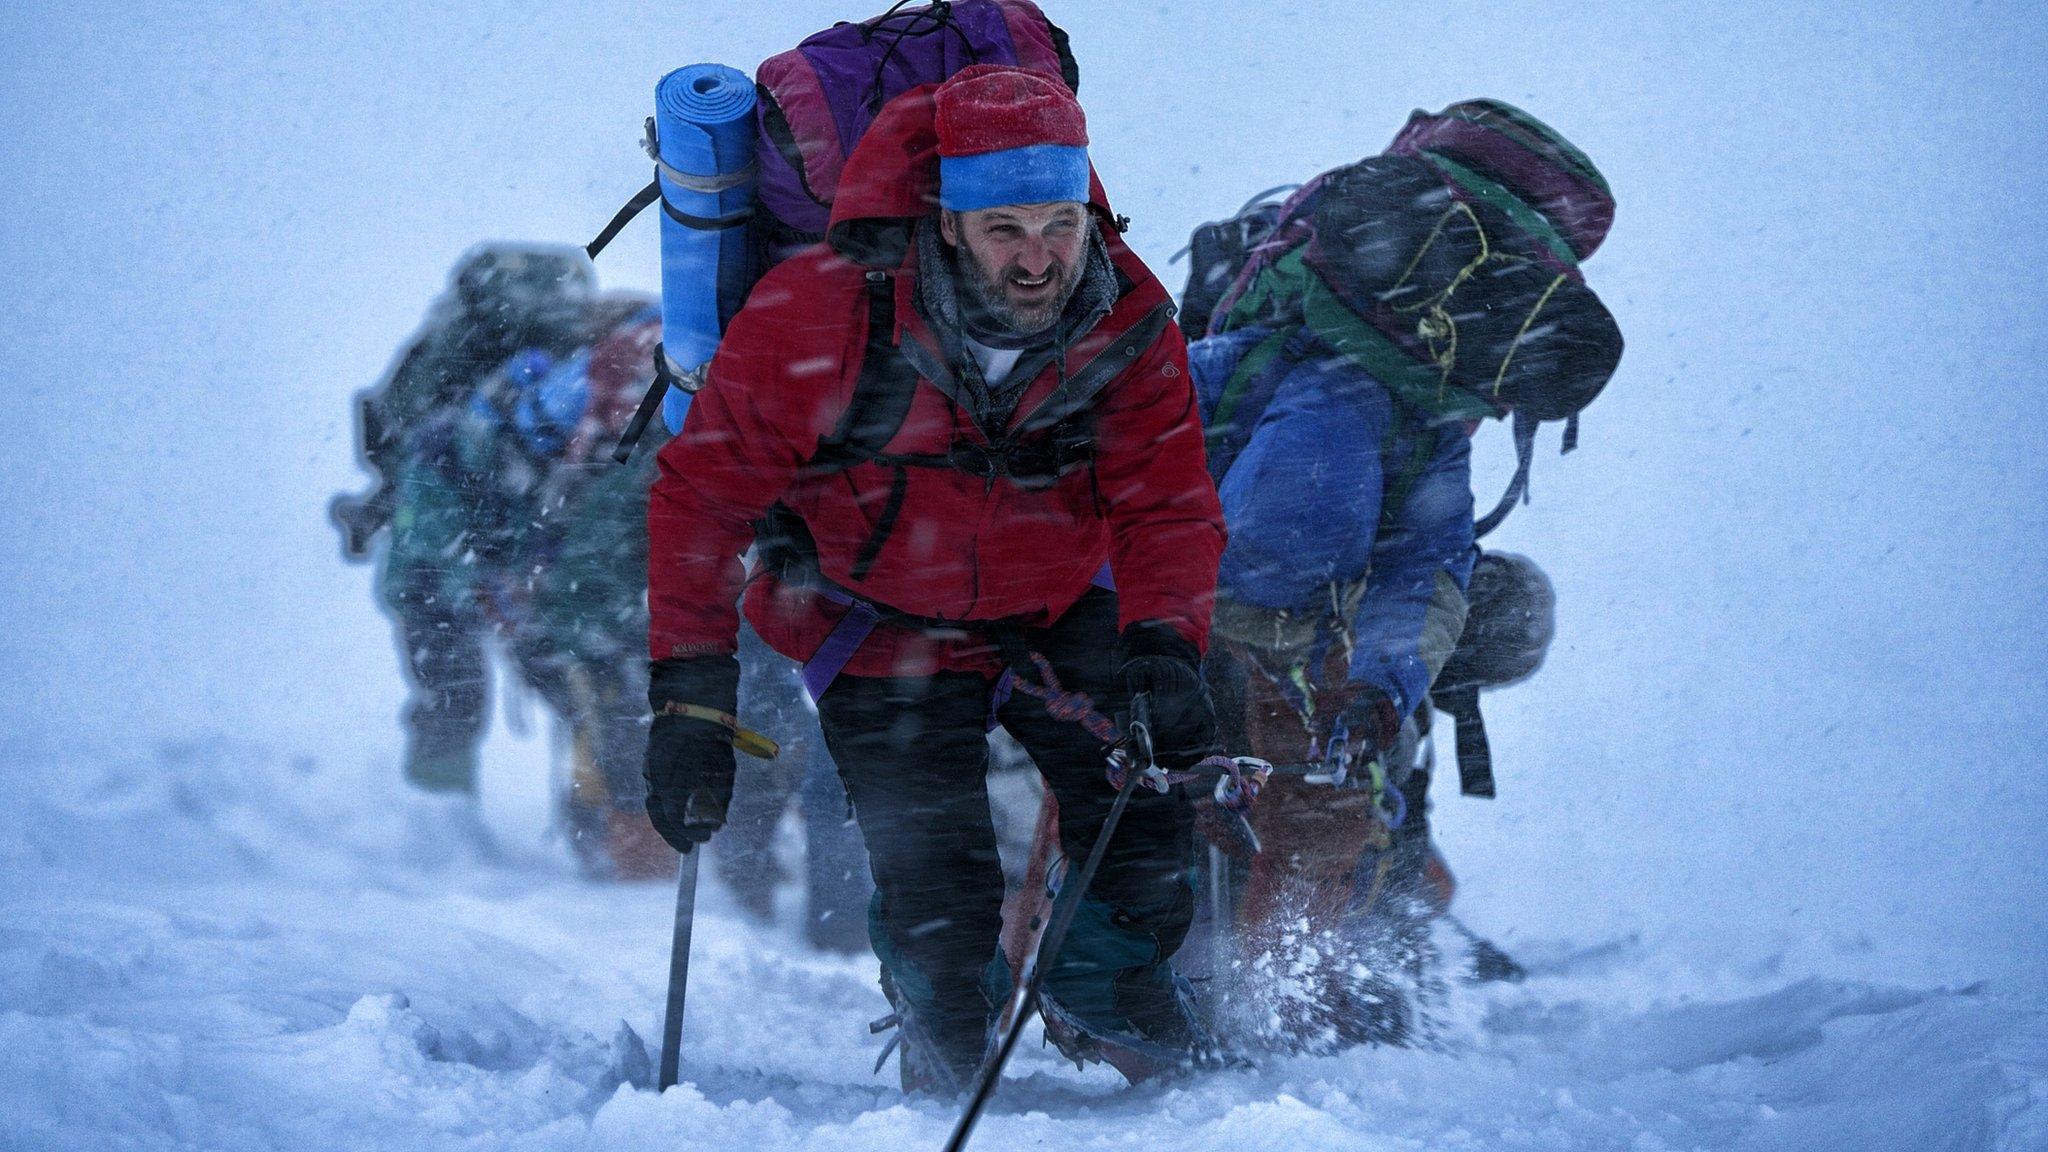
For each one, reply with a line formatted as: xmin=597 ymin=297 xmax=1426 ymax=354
xmin=1385 ymin=99 xmax=1614 ymax=266
xmin=752 ymin=0 xmax=1078 ymax=244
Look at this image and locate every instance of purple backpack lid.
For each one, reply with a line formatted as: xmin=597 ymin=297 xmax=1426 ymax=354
xmin=1387 ymin=100 xmax=1615 ymax=261
xmin=754 ymin=1 xmax=1070 ymax=237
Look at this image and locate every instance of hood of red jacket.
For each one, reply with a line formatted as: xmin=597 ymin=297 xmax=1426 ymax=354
xmin=826 ymin=82 xmax=1115 ymax=268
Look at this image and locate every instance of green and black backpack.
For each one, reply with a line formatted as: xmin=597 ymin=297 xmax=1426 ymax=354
xmin=1186 ymin=98 xmax=1623 ymax=539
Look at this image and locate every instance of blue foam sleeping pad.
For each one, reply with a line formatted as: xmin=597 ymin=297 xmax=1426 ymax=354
xmin=653 ymin=63 xmax=757 ymax=434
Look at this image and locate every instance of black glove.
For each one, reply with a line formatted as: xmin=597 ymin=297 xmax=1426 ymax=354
xmin=643 ymin=654 xmax=742 ymax=853
xmin=1114 ymin=621 xmax=1218 ymax=770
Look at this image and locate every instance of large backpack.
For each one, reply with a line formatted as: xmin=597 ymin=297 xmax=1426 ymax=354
xmin=1187 ymin=99 xmax=1623 ymax=539
xmin=588 ymin=0 xmax=1080 ymax=460
xmin=587 ymin=1 xmax=1076 ymax=271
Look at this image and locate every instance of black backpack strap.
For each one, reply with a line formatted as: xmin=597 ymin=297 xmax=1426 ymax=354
xmin=850 ymin=466 xmax=910 ymax=582
xmin=584 ymin=163 xmax=754 ymax=262
xmin=814 ymin=272 xmax=918 ymax=462
xmin=1012 ymin=301 xmax=1173 ymax=435
xmin=660 ymin=195 xmax=754 ymax=233
xmin=797 ymin=270 xmax=923 ymax=582
xmin=610 ymin=344 xmax=690 ymax=464
xmin=1434 ymin=685 xmax=1496 ymax=798
xmin=1474 ymin=409 xmax=1539 ymax=539
xmin=586 ymin=179 xmax=662 ymax=260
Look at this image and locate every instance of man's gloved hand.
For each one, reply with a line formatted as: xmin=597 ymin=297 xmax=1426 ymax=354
xmin=1114 ymin=621 xmax=1218 ymax=770
xmin=1338 ymin=686 xmax=1403 ymax=762
xmin=644 ymin=654 xmax=742 ymax=853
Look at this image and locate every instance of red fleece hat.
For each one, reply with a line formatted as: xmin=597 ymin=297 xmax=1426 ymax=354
xmin=933 ymin=64 xmax=1089 ymax=157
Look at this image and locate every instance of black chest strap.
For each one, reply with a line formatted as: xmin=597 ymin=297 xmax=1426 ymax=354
xmin=805 ymin=271 xmax=1100 ymax=485
xmin=802 ymin=269 xmax=1115 ymax=582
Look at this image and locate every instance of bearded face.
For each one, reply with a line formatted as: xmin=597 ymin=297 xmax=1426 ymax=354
xmin=941 ymin=202 xmax=1090 ymax=336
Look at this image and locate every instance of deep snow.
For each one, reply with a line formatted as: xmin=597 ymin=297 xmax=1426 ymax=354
xmin=5 ymin=737 xmax=2041 ymax=1151
xmin=2 ymin=1 xmax=2044 ymax=1149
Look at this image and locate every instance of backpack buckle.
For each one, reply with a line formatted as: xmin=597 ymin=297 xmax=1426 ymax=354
xmin=947 ymin=441 xmax=1004 ymax=481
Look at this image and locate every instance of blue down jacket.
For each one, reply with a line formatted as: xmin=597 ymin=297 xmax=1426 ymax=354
xmin=1188 ymin=325 xmax=1479 ymax=717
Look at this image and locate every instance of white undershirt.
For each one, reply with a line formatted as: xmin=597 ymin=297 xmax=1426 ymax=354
xmin=963 ymin=335 xmax=1025 ymax=392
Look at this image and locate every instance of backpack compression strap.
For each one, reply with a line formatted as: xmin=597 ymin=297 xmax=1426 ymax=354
xmin=807 ymin=271 xmax=921 ymax=471
xmin=611 ymin=343 xmax=693 ymax=464
xmin=1432 ymin=685 xmax=1495 ymax=798
xmin=1474 ymin=410 xmax=1538 ymax=539
xmin=588 ymin=121 xmax=762 ymax=260
xmin=1473 ymin=409 xmax=1583 ymax=539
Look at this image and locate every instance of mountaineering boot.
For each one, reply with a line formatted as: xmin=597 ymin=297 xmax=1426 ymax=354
xmin=1334 ymin=816 xmax=1450 ymax=1049
xmin=1039 ymin=967 xmax=1220 ymax=1083
xmin=1036 ymin=890 xmax=1220 ymax=1083
xmin=1415 ymin=842 xmax=1526 ymax=985
xmin=1320 ymin=962 xmax=1415 ymax=1049
xmin=867 ymin=896 xmax=1010 ymax=1096
xmin=1464 ymin=932 xmax=1527 ymax=985
xmin=875 ymin=968 xmax=991 ymax=1097
xmin=561 ymin=742 xmax=676 ymax=882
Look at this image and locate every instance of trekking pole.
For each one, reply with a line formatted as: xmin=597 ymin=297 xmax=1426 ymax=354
xmin=1205 ymin=842 xmax=1234 ymax=977
xmin=657 ymin=847 xmax=702 ymax=1091
xmin=941 ymin=695 xmax=1156 ymax=1152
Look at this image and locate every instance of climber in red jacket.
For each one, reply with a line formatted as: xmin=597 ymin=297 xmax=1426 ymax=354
xmin=643 ymin=65 xmax=1225 ymax=1092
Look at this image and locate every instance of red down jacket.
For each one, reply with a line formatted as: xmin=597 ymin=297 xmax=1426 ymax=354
xmin=647 ymin=84 xmax=1224 ymax=679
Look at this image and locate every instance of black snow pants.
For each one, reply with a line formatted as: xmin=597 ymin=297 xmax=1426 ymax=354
xmin=815 ymin=588 xmax=1196 ymax=1062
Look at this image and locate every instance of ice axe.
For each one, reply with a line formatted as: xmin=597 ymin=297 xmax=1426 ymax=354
xmin=331 ymin=394 xmax=398 ymax=560
xmin=653 ymin=713 xmax=778 ymax=1092
xmin=656 ymin=847 xmax=700 ymax=1092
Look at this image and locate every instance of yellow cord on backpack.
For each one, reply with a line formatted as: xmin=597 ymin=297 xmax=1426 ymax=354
xmin=1389 ymin=200 xmax=1489 ymax=316
xmin=1490 ymin=272 xmax=1568 ymax=400
xmin=658 ymin=701 xmax=781 ymax=760
xmin=1387 ymin=200 xmax=1489 ymax=406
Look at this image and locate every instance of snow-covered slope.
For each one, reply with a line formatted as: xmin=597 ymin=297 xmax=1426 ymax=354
xmin=4 ymin=739 xmax=2041 ymax=1151
xmin=2 ymin=0 xmax=2044 ymax=1148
